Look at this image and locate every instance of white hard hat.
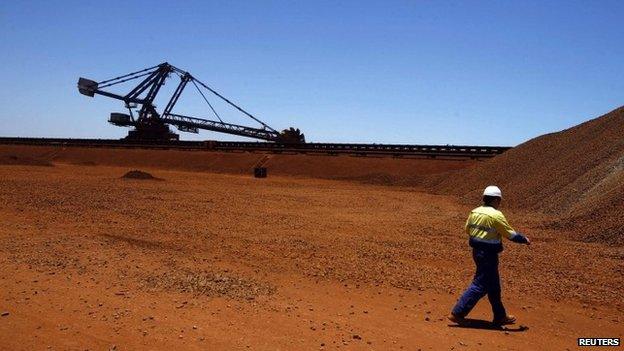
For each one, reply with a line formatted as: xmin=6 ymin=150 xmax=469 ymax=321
xmin=483 ymin=185 xmax=502 ymax=198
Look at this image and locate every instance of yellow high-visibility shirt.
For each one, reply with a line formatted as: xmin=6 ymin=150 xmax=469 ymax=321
xmin=465 ymin=206 xmax=517 ymax=244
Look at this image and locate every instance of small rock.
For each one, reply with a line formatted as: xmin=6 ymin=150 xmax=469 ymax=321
xmin=353 ymin=334 xmax=362 ymax=340
xmin=424 ymin=316 xmax=430 ymax=321
xmin=1 ymin=312 xmax=9 ymax=317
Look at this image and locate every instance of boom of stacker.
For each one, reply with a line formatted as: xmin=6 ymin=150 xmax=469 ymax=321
xmin=77 ymin=62 xmax=305 ymax=143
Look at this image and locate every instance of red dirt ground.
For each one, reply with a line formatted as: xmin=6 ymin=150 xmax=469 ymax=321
xmin=0 ymin=145 xmax=476 ymax=185
xmin=0 ymin=147 xmax=621 ymax=350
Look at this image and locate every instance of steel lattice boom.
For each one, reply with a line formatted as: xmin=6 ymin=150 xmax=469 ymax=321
xmin=77 ymin=62 xmax=305 ymax=143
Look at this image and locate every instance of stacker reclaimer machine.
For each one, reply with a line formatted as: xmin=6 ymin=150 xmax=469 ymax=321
xmin=78 ymin=62 xmax=305 ymax=143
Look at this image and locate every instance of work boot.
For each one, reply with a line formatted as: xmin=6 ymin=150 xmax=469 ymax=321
xmin=447 ymin=313 xmax=466 ymax=324
xmin=493 ymin=314 xmax=516 ymax=326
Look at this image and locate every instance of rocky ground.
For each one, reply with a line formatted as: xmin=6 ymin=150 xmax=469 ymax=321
xmin=0 ymin=162 xmax=621 ymax=350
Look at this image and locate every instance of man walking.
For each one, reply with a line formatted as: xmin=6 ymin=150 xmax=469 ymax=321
xmin=449 ymin=185 xmax=530 ymax=326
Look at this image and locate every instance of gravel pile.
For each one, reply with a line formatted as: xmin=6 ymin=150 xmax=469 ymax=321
xmin=428 ymin=106 xmax=624 ymax=245
xmin=121 ymin=170 xmax=161 ymax=180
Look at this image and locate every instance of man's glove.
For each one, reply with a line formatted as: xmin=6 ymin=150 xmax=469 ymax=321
xmin=510 ymin=232 xmax=530 ymax=245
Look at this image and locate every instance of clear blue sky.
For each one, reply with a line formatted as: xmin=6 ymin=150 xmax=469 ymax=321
xmin=1 ymin=1 xmax=622 ymax=145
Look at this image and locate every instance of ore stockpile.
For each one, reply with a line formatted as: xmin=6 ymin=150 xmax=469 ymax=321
xmin=427 ymin=106 xmax=624 ymax=245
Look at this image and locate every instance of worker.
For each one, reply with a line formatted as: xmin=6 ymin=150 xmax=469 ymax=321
xmin=448 ymin=185 xmax=530 ymax=326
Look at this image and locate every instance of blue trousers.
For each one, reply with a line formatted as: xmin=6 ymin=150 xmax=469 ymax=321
xmin=451 ymin=248 xmax=507 ymax=320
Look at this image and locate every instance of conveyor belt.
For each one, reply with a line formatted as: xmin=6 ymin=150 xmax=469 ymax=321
xmin=0 ymin=137 xmax=511 ymax=159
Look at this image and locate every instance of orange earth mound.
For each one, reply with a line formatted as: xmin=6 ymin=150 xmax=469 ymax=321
xmin=427 ymin=106 xmax=624 ymax=245
xmin=122 ymin=170 xmax=162 ymax=181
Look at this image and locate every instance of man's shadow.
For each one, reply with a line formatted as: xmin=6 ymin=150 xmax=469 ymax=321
xmin=448 ymin=318 xmax=529 ymax=332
